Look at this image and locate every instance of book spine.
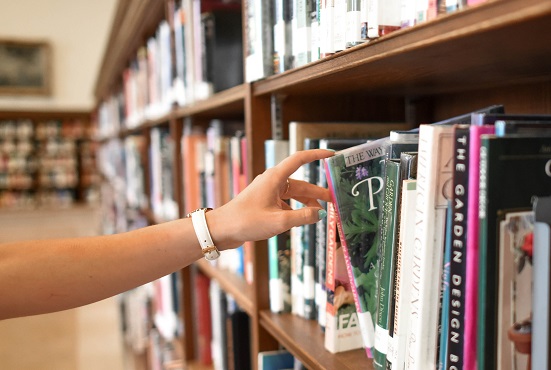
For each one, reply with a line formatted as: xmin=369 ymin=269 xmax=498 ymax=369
xmin=293 ymin=0 xmax=312 ymax=67
xmin=532 ymin=196 xmax=551 ymax=370
xmin=345 ymin=0 xmax=364 ymax=47
xmin=333 ymin=0 xmax=347 ymax=51
xmin=438 ymin=202 xmax=453 ymax=370
xmin=265 ymin=139 xmax=292 ymax=313
xmin=245 ymin=0 xmax=274 ymax=82
xmin=405 ymin=125 xmax=454 ymax=370
xmin=319 ymin=0 xmax=335 ymax=57
xmin=303 ymin=138 xmax=320 ymax=320
xmin=389 ymin=179 xmax=417 ymax=370
xmin=445 ymin=125 xmax=470 ymax=369
xmin=476 ymin=138 xmax=490 ymax=370
xmin=316 ymin=154 xmax=328 ymax=328
xmin=462 ymin=125 xmax=494 ymax=370
xmin=374 ymin=159 xmax=401 ymax=370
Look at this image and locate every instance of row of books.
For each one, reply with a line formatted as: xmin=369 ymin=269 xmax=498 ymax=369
xmin=181 ymin=119 xmax=251 ymax=278
xmin=0 ymin=118 xmax=89 ymax=140
xmin=199 ymin=271 xmax=309 ymax=370
xmin=0 ymin=118 xmax=97 ymax=208
xmin=96 ymin=0 xmax=243 ymax=139
xmin=267 ymin=110 xmax=551 ymax=369
xmin=246 ymin=0 xmax=488 ymax=82
xmin=98 ymin=118 xmax=250 ymax=276
xmin=0 ymin=189 xmax=78 ymax=209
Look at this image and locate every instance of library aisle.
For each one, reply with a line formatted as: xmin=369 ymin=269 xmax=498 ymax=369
xmin=0 ymin=206 xmax=126 ymax=370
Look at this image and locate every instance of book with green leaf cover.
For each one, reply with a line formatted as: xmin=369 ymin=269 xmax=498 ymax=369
xmin=324 ymin=137 xmax=391 ymax=358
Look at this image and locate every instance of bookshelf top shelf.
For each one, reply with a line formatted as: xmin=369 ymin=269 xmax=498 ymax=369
xmin=260 ymin=311 xmax=373 ymax=370
xmin=253 ymin=0 xmax=551 ymax=97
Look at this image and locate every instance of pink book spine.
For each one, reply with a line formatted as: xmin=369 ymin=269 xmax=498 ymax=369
xmin=463 ymin=125 xmax=495 ymax=370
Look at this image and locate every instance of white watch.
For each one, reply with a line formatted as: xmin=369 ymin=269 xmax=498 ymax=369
xmin=186 ymin=208 xmax=221 ymax=261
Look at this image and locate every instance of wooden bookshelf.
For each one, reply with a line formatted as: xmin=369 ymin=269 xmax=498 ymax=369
xmin=95 ymin=0 xmax=551 ymax=368
xmin=0 ymin=109 xmax=97 ymax=208
xmin=253 ymin=0 xmax=551 ymax=97
xmin=195 ymin=259 xmax=254 ymax=316
xmin=260 ymin=311 xmax=372 ymax=370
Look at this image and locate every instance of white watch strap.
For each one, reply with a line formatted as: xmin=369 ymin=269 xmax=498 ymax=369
xmin=190 ymin=209 xmax=220 ymax=260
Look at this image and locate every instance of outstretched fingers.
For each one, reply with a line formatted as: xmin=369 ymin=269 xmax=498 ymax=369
xmin=274 ymin=149 xmax=335 ymax=181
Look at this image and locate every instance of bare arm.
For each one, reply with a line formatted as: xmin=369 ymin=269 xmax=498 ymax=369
xmin=0 ymin=149 xmax=334 ymax=320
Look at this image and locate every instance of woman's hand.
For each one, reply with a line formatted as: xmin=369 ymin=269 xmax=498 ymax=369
xmin=207 ymin=149 xmax=335 ymax=250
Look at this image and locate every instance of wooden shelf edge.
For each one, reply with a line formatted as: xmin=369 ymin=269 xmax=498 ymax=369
xmin=172 ymin=84 xmax=246 ymax=118
xmin=195 ymin=258 xmax=254 ymax=316
xmin=259 ymin=311 xmax=373 ymax=370
xmin=252 ymin=0 xmax=551 ymax=96
xmin=95 ymin=85 xmax=247 ymax=142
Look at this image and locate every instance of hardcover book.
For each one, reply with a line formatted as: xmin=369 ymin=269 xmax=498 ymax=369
xmin=324 ymin=137 xmax=391 ymax=358
xmin=445 ymin=124 xmax=470 ymax=370
xmin=438 ymin=201 xmax=453 ymax=370
xmin=494 ymin=118 xmax=551 ymax=136
xmin=258 ymin=349 xmax=294 ymax=369
xmin=375 ymin=130 xmax=419 ymax=369
xmin=324 ymin=201 xmax=364 ymax=353
xmin=181 ymin=120 xmax=206 ymax=214
xmin=303 ymin=137 xmax=320 ymax=320
xmin=265 ymin=139 xmax=292 ymax=313
xmin=289 ymin=121 xmax=406 ymax=318
xmin=244 ymin=0 xmax=274 ymax=82
xmin=532 ymin=196 xmax=551 ymax=370
xmin=477 ymin=135 xmax=551 ymax=370
xmin=496 ymin=210 xmax=533 ymax=370
xmin=318 ymin=138 xmax=372 ymax=329
xmin=405 ymin=124 xmax=454 ymax=370
xmin=463 ymin=125 xmax=495 ymax=370
xmin=374 ymin=158 xmax=401 ymax=370
xmin=388 ymin=179 xmax=417 ymax=370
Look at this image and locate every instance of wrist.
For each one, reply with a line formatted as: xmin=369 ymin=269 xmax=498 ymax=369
xmin=187 ymin=208 xmax=221 ymax=261
xmin=205 ymin=207 xmax=242 ymax=251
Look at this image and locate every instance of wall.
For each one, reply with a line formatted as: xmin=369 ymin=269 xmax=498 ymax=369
xmin=0 ymin=0 xmax=117 ymax=111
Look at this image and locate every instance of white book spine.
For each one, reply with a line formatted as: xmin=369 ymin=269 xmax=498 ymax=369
xmin=405 ymin=124 xmax=454 ymax=370
xmin=390 ymin=179 xmax=417 ymax=370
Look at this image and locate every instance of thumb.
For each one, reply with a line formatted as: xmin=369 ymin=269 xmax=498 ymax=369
xmin=283 ymin=207 xmax=327 ymax=229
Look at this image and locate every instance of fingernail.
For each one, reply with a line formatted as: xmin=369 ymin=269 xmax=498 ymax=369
xmin=318 ymin=209 xmax=327 ymax=220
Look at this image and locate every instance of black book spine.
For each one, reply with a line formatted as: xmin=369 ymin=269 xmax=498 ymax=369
xmin=445 ymin=124 xmax=470 ymax=370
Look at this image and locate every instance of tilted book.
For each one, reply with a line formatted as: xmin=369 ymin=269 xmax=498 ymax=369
xmin=289 ymin=121 xmax=406 ymax=317
xmin=324 ymin=202 xmax=364 ymax=353
xmin=477 ymin=135 xmax=551 ymax=370
xmin=405 ymin=124 xmax=454 ymax=370
xmin=319 ymin=138 xmax=373 ymax=330
xmin=324 ymin=137 xmax=391 ymax=357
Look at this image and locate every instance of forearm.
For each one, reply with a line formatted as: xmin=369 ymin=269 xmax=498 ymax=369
xmin=0 ymin=218 xmax=202 ymax=320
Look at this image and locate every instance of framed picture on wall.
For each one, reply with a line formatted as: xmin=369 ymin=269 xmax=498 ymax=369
xmin=0 ymin=39 xmax=52 ymax=96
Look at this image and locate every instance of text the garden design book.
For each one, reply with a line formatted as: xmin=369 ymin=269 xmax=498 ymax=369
xmin=324 ymin=137 xmax=390 ymax=358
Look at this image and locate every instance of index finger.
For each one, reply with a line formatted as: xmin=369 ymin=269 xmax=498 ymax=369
xmin=274 ymin=149 xmax=335 ymax=180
